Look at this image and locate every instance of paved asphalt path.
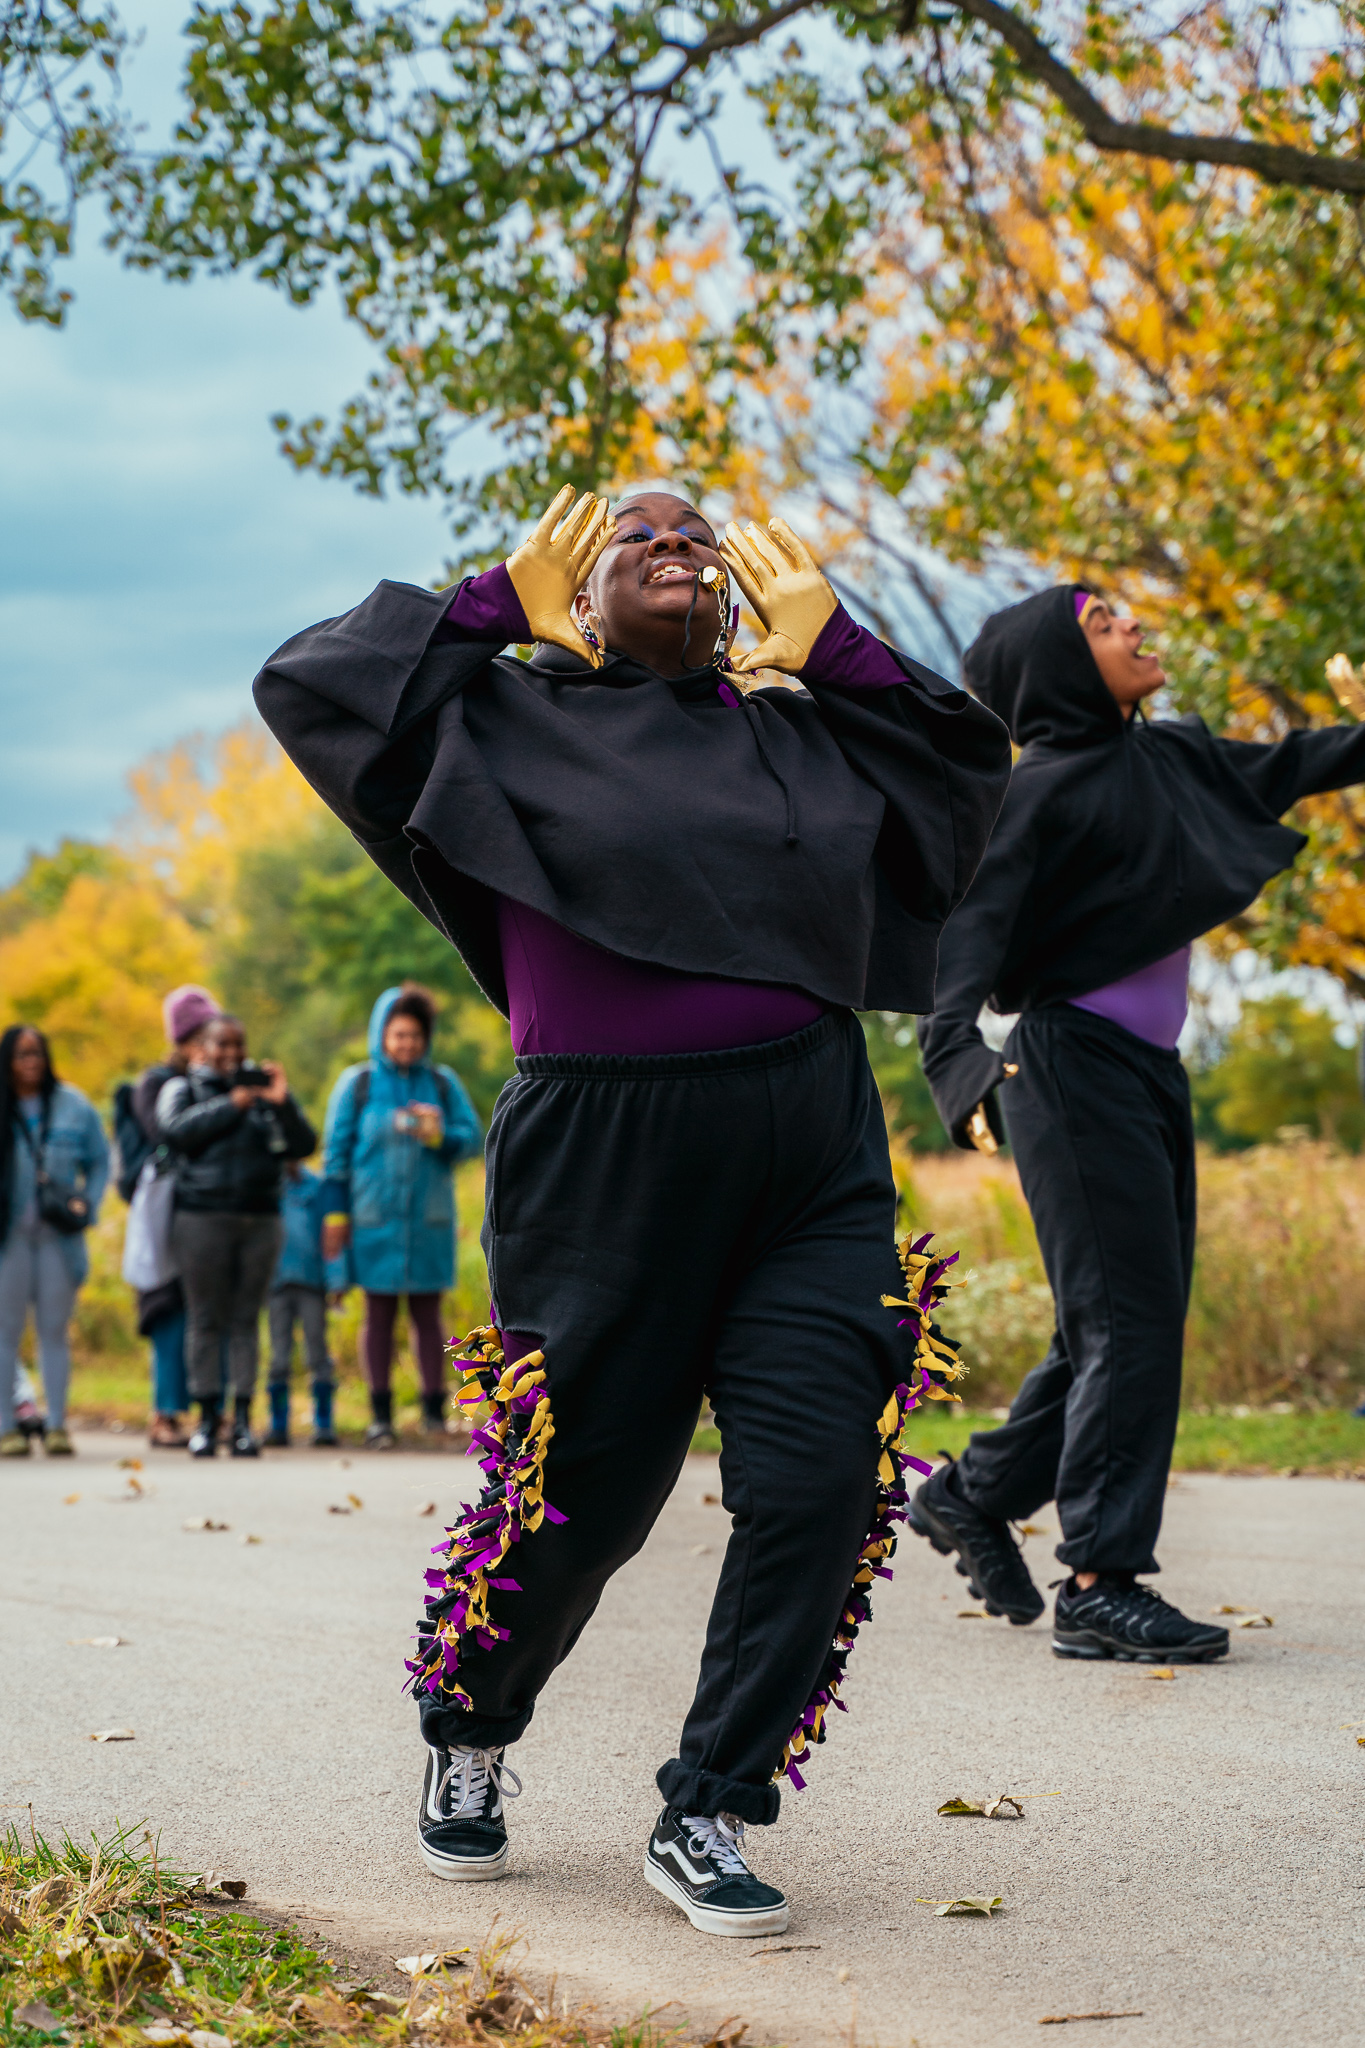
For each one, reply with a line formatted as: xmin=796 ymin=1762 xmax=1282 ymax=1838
xmin=3 ymin=1433 xmax=1362 ymax=2046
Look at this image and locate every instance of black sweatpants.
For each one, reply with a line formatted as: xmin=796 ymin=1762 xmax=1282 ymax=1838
xmin=171 ymin=1210 xmax=285 ymax=1402
xmin=955 ymin=1005 xmax=1195 ymax=1575
xmin=415 ymin=1011 xmax=908 ymax=1825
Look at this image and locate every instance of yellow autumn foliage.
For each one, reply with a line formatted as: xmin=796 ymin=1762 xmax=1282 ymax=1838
xmin=125 ymin=721 xmax=325 ymax=935
xmin=0 ymin=874 xmax=206 ymax=1099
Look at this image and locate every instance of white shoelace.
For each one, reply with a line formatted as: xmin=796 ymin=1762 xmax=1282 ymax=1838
xmin=438 ymin=1745 xmax=523 ymax=1820
xmin=682 ymin=1811 xmax=751 ymax=1876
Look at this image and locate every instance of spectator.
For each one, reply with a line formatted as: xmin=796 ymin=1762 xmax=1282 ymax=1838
xmin=158 ymin=1016 xmax=315 ymax=1458
xmin=321 ymin=985 xmax=481 ymax=1448
xmin=125 ymin=984 xmax=221 ymax=1446
xmin=265 ymin=1160 xmax=338 ymax=1448
xmin=0 ymin=1024 xmax=110 ymax=1458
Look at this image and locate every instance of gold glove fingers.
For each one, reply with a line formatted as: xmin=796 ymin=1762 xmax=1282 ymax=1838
xmin=720 ymin=515 xmax=837 ymax=676
xmin=506 ymin=485 xmax=616 ymax=668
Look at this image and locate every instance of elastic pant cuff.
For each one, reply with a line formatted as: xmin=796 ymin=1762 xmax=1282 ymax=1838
xmin=416 ymin=1694 xmax=536 ymax=1752
xmin=655 ymin=1761 xmax=781 ymax=1828
xmin=1056 ymin=1545 xmax=1160 ymax=1574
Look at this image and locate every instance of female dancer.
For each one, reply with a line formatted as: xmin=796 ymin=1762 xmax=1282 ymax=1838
xmin=255 ymin=485 xmax=1009 ymax=1935
xmin=915 ymin=586 xmax=1365 ymax=1662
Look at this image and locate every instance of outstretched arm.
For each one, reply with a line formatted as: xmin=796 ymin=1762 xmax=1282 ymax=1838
xmin=1214 ymin=723 xmax=1365 ymax=815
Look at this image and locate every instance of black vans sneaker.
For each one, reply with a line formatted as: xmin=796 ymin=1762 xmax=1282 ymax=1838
xmin=417 ymin=1742 xmax=521 ymax=1881
xmin=1053 ymin=1576 xmax=1230 ymax=1663
xmin=907 ymin=1458 xmax=1045 ymax=1624
xmin=644 ymin=1807 xmax=788 ymax=1937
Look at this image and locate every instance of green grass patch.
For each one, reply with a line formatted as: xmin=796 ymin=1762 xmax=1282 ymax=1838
xmin=891 ymin=1402 xmax=1365 ymax=1475
xmin=0 ymin=1823 xmax=691 ymax=2048
xmin=690 ymin=1403 xmax=1365 ymax=1475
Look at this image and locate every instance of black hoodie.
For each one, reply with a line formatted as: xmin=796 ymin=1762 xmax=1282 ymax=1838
xmin=918 ymin=585 xmax=1365 ymax=1146
xmin=252 ymin=578 xmax=1011 ymax=1015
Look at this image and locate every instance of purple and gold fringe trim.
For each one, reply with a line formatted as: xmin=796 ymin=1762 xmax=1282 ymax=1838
xmin=773 ymin=1231 xmax=968 ymax=1791
xmin=404 ymin=1324 xmax=565 ymax=1706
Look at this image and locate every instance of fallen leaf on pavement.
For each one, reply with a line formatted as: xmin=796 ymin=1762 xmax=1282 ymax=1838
xmin=1213 ymin=1604 xmax=1249 ymax=1614
xmin=118 ymin=1457 xmax=144 ymax=1471
xmin=1140 ymin=1667 xmax=1176 ymax=1681
xmin=90 ymin=1729 xmax=135 ymax=1742
xmin=699 ymin=2024 xmax=747 ymax=2048
xmin=217 ymin=1879 xmax=247 ymax=1899
xmin=956 ymin=1609 xmax=994 ymax=1619
xmin=1233 ymin=1613 xmax=1273 ymax=1628
xmin=240 ymin=1535 xmax=261 ymax=1546
xmin=182 ymin=1517 xmax=229 ymax=1533
xmin=69 ymin=1636 xmax=127 ymax=1647
xmin=346 ymin=1492 xmax=363 ymax=1509
xmin=394 ymin=1952 xmax=468 ymax=1977
xmin=415 ymin=1502 xmax=436 ymax=1517
xmin=690 ymin=1543 xmax=713 ymax=1555
xmin=1357 ymin=1736 xmax=1365 ymax=1747
xmin=936 ymin=1795 xmax=1023 ymax=1818
xmin=1016 ymin=1523 xmax=1051 ymax=1537
xmin=918 ymin=1896 xmax=1003 ymax=1917
xmin=1038 ymin=2012 xmax=1144 ymax=2026
xmin=62 ymin=1493 xmax=79 ymax=1504
xmin=124 ymin=1475 xmax=144 ymax=1496
xmin=701 ymin=1493 xmax=721 ymax=1505
xmin=15 ymin=2001 xmax=65 ymax=2034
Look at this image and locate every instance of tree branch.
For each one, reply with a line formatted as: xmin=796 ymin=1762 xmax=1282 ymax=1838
xmin=954 ymin=0 xmax=1365 ymax=196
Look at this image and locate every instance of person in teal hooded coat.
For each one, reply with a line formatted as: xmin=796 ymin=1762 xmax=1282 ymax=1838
xmin=321 ymin=985 xmax=482 ymax=1444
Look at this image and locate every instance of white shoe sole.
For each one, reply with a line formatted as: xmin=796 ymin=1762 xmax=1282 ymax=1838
xmin=419 ymin=1836 xmax=509 ymax=1882
xmin=644 ymin=1852 xmax=789 ymax=1937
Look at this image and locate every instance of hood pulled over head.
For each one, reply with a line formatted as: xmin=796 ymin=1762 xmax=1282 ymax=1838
xmin=367 ymin=986 xmax=410 ymax=1066
xmin=963 ymin=585 xmax=1125 ymax=749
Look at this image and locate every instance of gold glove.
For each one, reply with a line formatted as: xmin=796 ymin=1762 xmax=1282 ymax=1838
xmin=505 ymin=486 xmax=615 ymax=668
xmin=965 ymin=1104 xmax=999 ymax=1157
xmin=719 ymin=517 xmax=838 ymax=675
xmin=1326 ymin=652 xmax=1365 ymax=720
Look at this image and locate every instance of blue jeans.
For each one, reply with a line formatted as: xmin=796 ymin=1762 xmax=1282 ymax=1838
xmin=0 ymin=1227 xmax=80 ymax=1433
xmin=149 ymin=1305 xmax=189 ymax=1415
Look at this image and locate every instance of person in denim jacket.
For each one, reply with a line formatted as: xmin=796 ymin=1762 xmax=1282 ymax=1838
xmin=0 ymin=1025 xmax=109 ymax=1457
xmin=321 ymin=985 xmax=481 ymax=1446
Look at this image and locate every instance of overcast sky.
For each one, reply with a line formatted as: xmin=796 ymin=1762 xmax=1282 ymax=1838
xmin=0 ymin=3 xmax=458 ymax=885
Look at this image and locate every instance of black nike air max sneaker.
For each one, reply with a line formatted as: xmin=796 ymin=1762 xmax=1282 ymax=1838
xmin=1052 ymin=1576 xmax=1230 ymax=1663
xmin=417 ymin=1742 xmax=521 ymax=1880
xmin=644 ymin=1807 xmax=789 ymax=1937
xmin=907 ymin=1458 xmax=1045 ymax=1624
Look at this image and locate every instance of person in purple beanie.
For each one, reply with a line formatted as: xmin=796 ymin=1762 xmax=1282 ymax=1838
xmin=127 ymin=984 xmax=222 ymax=1447
xmin=252 ymin=484 xmax=1010 ymax=1935
xmin=914 ymin=587 xmax=1365 ymax=1666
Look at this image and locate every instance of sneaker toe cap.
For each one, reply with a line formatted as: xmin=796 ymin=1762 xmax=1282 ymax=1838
xmin=706 ymin=1876 xmax=786 ymax=1911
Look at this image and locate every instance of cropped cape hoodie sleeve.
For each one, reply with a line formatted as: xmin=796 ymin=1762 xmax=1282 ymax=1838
xmin=919 ymin=584 xmax=1365 ymax=1147
xmin=253 ymin=577 xmax=1012 ymax=1015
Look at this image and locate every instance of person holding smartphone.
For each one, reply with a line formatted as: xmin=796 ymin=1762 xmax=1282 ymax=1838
xmin=320 ymin=985 xmax=482 ymax=1447
xmin=157 ymin=1015 xmax=315 ymax=1456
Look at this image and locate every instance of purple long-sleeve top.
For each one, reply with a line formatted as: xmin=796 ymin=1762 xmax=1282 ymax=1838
xmin=441 ymin=568 xmax=904 ymax=1055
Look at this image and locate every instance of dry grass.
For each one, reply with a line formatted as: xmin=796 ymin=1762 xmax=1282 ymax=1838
xmin=43 ymin=1141 xmax=1365 ymax=1442
xmin=0 ymin=1822 xmax=727 ymax=2048
xmin=898 ymin=1141 xmax=1365 ymax=1413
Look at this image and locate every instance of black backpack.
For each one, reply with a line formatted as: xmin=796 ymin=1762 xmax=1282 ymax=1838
xmin=112 ymin=1080 xmax=157 ymax=1203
